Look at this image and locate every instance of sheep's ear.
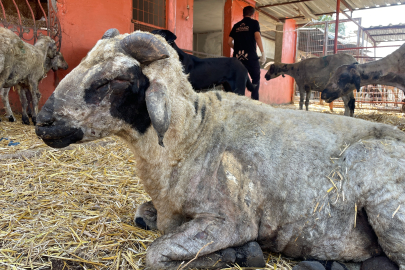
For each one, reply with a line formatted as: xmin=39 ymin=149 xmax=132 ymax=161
xmin=47 ymin=42 xmax=57 ymax=58
xmin=350 ymin=68 xmax=361 ymax=91
xmin=145 ymin=80 xmax=171 ymax=147
xmin=120 ymin=32 xmax=170 ymax=65
xmin=102 ymin=28 xmax=120 ymax=39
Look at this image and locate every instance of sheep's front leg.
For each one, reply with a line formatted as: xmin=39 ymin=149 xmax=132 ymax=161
xmin=146 ymin=217 xmax=265 ymax=269
xmin=0 ymin=87 xmax=15 ymax=122
xmin=29 ymin=81 xmax=41 ymax=125
xmin=17 ymin=86 xmax=31 ymax=125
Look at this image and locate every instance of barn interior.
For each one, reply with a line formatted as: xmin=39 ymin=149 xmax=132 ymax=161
xmin=1 ymin=0 xmax=405 ymax=269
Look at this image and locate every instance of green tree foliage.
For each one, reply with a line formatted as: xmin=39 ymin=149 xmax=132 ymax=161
xmin=310 ymin=15 xmax=346 ymax=36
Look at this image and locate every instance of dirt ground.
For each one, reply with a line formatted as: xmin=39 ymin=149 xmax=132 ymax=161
xmin=0 ymin=102 xmax=404 ymax=270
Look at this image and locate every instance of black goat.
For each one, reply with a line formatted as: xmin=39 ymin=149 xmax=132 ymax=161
xmin=152 ymin=29 xmax=255 ymax=95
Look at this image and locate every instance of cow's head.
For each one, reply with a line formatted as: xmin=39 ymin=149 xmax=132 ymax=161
xmin=35 ymin=29 xmax=171 ymax=149
xmin=264 ymin=64 xmax=286 ymax=80
xmin=321 ymin=64 xmax=360 ymax=103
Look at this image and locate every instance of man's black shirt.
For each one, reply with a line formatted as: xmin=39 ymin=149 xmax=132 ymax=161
xmin=229 ymin=17 xmax=260 ymax=61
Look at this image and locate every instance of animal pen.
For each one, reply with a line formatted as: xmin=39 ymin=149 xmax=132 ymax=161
xmin=296 ymin=19 xmax=405 ymax=112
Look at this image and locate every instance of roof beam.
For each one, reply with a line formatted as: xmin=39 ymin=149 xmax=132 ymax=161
xmin=339 ymin=0 xmax=353 ymax=12
xmin=256 ymin=8 xmax=282 ymax=22
xmin=257 ymin=0 xmax=314 ymax=9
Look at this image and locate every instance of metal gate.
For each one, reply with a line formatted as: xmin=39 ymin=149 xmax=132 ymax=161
xmin=0 ymin=0 xmax=62 ymax=50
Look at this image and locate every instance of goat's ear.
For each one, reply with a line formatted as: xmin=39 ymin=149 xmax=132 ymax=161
xmin=120 ymin=32 xmax=170 ymax=65
xmin=269 ymin=64 xmax=275 ymax=74
xmin=350 ymin=68 xmax=361 ymax=91
xmin=145 ymin=80 xmax=171 ymax=147
xmin=102 ymin=28 xmax=120 ymax=39
xmin=151 ymin=29 xmax=177 ymax=43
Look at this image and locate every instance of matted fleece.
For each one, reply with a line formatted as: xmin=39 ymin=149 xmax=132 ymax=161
xmin=1 ymin=106 xmax=405 ymax=270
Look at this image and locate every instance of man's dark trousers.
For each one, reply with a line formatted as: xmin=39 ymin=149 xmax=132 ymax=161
xmin=240 ymin=59 xmax=260 ymax=100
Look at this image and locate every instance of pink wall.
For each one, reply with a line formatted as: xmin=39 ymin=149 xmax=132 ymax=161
xmin=167 ymin=0 xmax=194 ymax=50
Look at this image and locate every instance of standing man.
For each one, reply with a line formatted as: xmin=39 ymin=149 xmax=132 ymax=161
xmin=228 ymin=6 xmax=266 ymax=101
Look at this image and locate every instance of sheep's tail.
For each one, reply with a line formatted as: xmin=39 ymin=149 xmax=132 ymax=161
xmin=246 ymin=77 xmax=255 ymax=92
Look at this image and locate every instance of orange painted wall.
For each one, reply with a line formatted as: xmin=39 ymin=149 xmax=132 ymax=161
xmin=55 ymin=0 xmax=132 ymax=82
xmin=167 ymin=0 xmax=193 ymax=50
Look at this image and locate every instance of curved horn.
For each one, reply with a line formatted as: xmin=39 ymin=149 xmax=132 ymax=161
xmin=145 ymin=80 xmax=171 ymax=147
xmin=102 ymin=28 xmax=120 ymax=39
xmin=120 ymin=32 xmax=170 ymax=64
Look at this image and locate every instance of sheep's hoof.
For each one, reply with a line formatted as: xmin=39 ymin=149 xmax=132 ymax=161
xmin=234 ymin=241 xmax=265 ymax=267
xmin=8 ymin=115 xmax=15 ymax=122
xmin=31 ymin=117 xmax=37 ymax=126
xmin=292 ymin=261 xmax=325 ymax=270
xmin=293 ymin=261 xmax=348 ymax=270
xmin=22 ymin=116 xmax=30 ymax=125
xmin=360 ymin=256 xmax=398 ymax=270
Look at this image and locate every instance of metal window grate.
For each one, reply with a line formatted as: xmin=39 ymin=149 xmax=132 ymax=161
xmin=133 ymin=0 xmax=165 ymax=29
xmin=0 ymin=0 xmax=62 ymax=50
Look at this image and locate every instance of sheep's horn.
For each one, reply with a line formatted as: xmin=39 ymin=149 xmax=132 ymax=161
xmin=102 ymin=28 xmax=120 ymax=39
xmin=120 ymin=32 xmax=170 ymax=64
xmin=145 ymin=80 xmax=171 ymax=147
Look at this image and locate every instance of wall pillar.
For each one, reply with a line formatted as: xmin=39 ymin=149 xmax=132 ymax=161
xmin=223 ymin=0 xmax=257 ymax=57
xmin=281 ymin=19 xmax=297 ymax=103
xmin=167 ymin=0 xmax=194 ymax=50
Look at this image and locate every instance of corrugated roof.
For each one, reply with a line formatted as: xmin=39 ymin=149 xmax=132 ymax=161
xmin=364 ymin=23 xmax=405 ymax=42
xmin=255 ymin=0 xmax=405 ymax=22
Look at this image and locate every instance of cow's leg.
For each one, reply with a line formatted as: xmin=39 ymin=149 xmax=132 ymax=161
xmin=17 ymin=86 xmax=30 ymax=125
xmin=146 ymin=217 xmax=265 ymax=269
xmin=341 ymin=91 xmax=355 ymax=117
xmin=134 ymin=201 xmax=158 ymax=230
xmin=298 ymin=84 xmax=304 ymax=110
xmin=0 ymin=87 xmax=15 ymax=122
xmin=305 ymin=86 xmax=310 ymax=111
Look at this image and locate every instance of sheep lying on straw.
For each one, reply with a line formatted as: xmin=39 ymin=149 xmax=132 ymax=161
xmin=35 ymin=29 xmax=405 ymax=270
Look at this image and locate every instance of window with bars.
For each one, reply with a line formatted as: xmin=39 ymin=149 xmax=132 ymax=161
xmin=133 ymin=0 xmax=166 ymax=30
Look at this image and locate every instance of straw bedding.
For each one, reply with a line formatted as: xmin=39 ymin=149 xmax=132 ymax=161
xmin=1 ymin=106 xmax=404 ymax=270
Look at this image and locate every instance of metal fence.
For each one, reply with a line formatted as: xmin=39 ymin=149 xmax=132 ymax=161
xmin=296 ymin=19 xmax=404 ymax=112
xmin=0 ymin=0 xmax=62 ymax=50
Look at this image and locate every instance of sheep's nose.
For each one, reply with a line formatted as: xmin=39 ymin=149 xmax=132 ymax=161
xmin=36 ymin=94 xmax=56 ymax=127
